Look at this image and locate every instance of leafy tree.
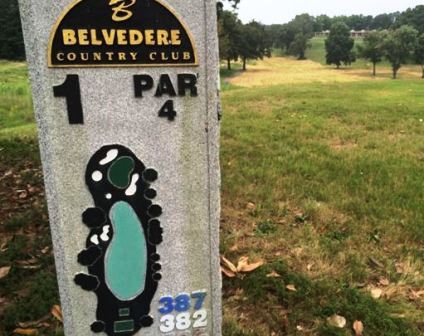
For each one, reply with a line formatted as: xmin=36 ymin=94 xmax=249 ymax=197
xmin=0 ymin=0 xmax=25 ymax=60
xmin=346 ymin=14 xmax=373 ymax=30
xmin=397 ymin=5 xmax=424 ymax=34
xmin=358 ymin=31 xmax=387 ymax=76
xmin=265 ymin=24 xmax=284 ymax=48
xmin=238 ymin=21 xmax=270 ymax=70
xmin=289 ymin=33 xmax=311 ymax=60
xmin=383 ymin=25 xmax=418 ymax=79
xmin=218 ymin=10 xmax=242 ymax=70
xmin=276 ymin=14 xmax=313 ymax=59
xmin=325 ymin=22 xmax=356 ymax=69
xmin=414 ymin=34 xmax=424 ymax=78
xmin=287 ymin=14 xmax=314 ymax=59
xmin=276 ymin=24 xmax=296 ymax=53
xmin=371 ymin=13 xmax=398 ymax=30
xmin=314 ymin=15 xmax=332 ymax=32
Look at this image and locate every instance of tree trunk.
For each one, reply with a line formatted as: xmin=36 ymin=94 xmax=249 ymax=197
xmin=227 ymin=58 xmax=231 ymax=70
xmin=373 ymin=62 xmax=376 ymax=77
xmin=393 ymin=68 xmax=397 ymax=79
xmin=242 ymin=57 xmax=247 ymax=71
xmin=421 ymin=65 xmax=424 ymax=79
xmin=336 ymin=64 xmax=340 ymax=69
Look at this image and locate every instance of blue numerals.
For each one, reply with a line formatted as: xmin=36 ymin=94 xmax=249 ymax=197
xmin=158 ymin=291 xmax=207 ymax=314
xmin=158 ymin=296 xmax=174 ymax=315
xmin=191 ymin=291 xmax=207 ymax=311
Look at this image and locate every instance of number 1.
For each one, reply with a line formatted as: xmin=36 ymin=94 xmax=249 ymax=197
xmin=53 ymin=74 xmax=84 ymax=124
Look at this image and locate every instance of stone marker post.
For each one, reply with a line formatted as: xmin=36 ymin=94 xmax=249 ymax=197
xmin=18 ymin=0 xmax=221 ymax=335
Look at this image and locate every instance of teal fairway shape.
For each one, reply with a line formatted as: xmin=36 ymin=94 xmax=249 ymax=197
xmin=106 ymin=201 xmax=147 ymax=301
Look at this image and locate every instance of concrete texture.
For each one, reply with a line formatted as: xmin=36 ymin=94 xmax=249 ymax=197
xmin=18 ymin=0 xmax=221 ymax=335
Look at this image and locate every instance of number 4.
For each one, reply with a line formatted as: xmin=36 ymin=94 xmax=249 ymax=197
xmin=159 ymin=100 xmax=177 ymax=121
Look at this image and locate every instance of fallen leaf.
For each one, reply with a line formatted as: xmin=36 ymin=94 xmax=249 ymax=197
xmin=0 ymin=241 xmax=8 ymax=252
xmin=16 ymin=258 xmax=38 ymax=266
xmin=12 ymin=328 xmax=37 ymax=335
xmin=368 ymin=257 xmax=384 ymax=269
xmin=236 ymin=256 xmax=249 ymax=272
xmin=238 ymin=259 xmax=264 ymax=273
xmin=246 ymin=202 xmax=256 ymax=210
xmin=379 ymin=278 xmax=390 ymax=286
xmin=221 ymin=256 xmax=263 ymax=275
xmin=221 ymin=266 xmax=236 ymax=278
xmin=370 ymin=288 xmax=383 ymax=299
xmin=18 ymin=191 xmax=28 ymax=199
xmin=306 ymin=263 xmax=314 ymax=271
xmin=18 ymin=314 xmax=50 ymax=328
xmin=353 ymin=320 xmax=364 ymax=336
xmin=395 ymin=262 xmax=404 ymax=274
xmin=221 ymin=256 xmax=237 ymax=273
xmin=286 ymin=284 xmax=297 ymax=292
xmin=41 ymin=246 xmax=50 ymax=254
xmin=266 ymin=271 xmax=281 ymax=278
xmin=51 ymin=305 xmax=63 ymax=322
xmin=291 ymin=247 xmax=304 ymax=257
xmin=327 ymin=314 xmax=346 ymax=328
xmin=0 ymin=266 xmax=11 ymax=279
xmin=16 ymin=259 xmax=41 ymax=270
xmin=409 ymin=289 xmax=424 ymax=300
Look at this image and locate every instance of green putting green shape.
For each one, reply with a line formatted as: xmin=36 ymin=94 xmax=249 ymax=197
xmin=106 ymin=201 xmax=147 ymax=301
xmin=108 ymin=157 xmax=135 ymax=189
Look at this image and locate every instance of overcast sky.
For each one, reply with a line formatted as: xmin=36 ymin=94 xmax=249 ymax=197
xmin=224 ymin=0 xmax=423 ymax=24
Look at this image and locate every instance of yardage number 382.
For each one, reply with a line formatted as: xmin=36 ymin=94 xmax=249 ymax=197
xmin=158 ymin=292 xmax=208 ymax=333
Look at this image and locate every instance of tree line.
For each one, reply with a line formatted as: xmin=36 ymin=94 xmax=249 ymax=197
xmin=326 ymin=23 xmax=424 ymax=79
xmin=0 ymin=0 xmax=25 ymax=61
xmin=217 ymin=5 xmax=424 ymax=73
xmin=218 ymin=7 xmax=272 ymax=70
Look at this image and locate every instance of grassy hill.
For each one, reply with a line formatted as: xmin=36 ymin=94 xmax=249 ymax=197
xmin=1 ymin=56 xmax=424 ymax=335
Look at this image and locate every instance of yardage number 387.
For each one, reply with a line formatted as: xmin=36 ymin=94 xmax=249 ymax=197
xmin=158 ymin=292 xmax=208 ymax=333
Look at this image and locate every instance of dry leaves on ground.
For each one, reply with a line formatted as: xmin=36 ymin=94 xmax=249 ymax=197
xmin=285 ymin=284 xmax=297 ymax=292
xmin=221 ymin=256 xmax=264 ymax=277
xmin=370 ymin=287 xmax=383 ymax=299
xmin=379 ymin=277 xmax=390 ymax=286
xmin=0 ymin=266 xmax=11 ymax=279
xmin=409 ymin=289 xmax=424 ymax=301
xmin=13 ymin=328 xmax=38 ymax=335
xmin=51 ymin=305 xmax=63 ymax=322
xmin=327 ymin=314 xmax=347 ymax=328
xmin=266 ymin=271 xmax=281 ymax=278
xmin=246 ymin=202 xmax=256 ymax=210
xmin=17 ymin=313 xmax=51 ymax=330
xmin=353 ymin=320 xmax=364 ymax=336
